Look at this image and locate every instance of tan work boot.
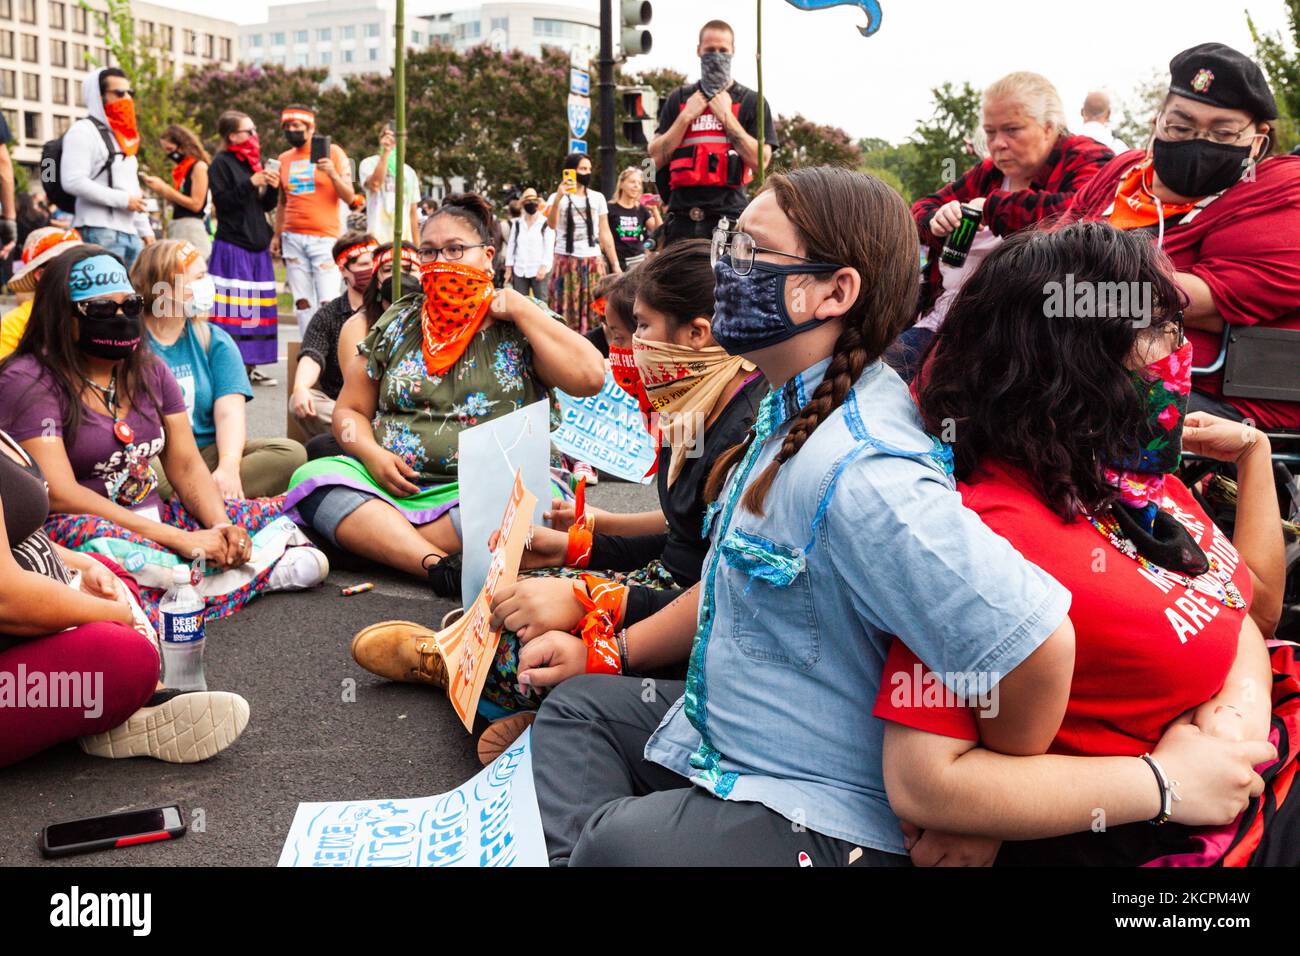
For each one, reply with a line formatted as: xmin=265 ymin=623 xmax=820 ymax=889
xmin=477 ymin=712 xmax=536 ymax=766
xmin=351 ymin=620 xmax=448 ymax=689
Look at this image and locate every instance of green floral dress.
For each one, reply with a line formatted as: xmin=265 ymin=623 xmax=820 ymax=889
xmin=361 ymin=294 xmax=549 ymax=486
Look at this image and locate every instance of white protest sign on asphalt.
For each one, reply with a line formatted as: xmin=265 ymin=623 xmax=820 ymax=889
xmin=277 ymin=729 xmax=547 ymax=867
xmin=551 ymin=371 xmax=656 ymax=484
xmin=457 ymin=399 xmax=551 ymax=610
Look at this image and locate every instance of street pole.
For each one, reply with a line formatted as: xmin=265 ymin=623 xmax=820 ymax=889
xmin=756 ymin=0 xmax=765 ymax=187
xmin=393 ymin=0 xmax=407 ymax=250
xmin=597 ymin=0 xmax=615 ymax=192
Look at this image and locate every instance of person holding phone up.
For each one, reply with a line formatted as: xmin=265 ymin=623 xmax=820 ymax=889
xmin=545 ymin=153 xmax=622 ymax=333
xmin=271 ymin=105 xmax=354 ymax=340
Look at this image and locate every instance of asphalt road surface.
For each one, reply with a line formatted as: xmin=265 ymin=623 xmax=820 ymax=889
xmin=0 ymin=323 xmax=657 ymax=866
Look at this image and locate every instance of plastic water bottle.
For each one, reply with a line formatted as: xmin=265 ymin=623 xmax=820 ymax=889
xmin=159 ymin=564 xmax=206 ymax=691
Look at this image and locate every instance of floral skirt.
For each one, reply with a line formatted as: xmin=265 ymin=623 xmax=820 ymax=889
xmin=480 ymin=559 xmax=678 ymax=714
xmin=547 ymin=253 xmax=607 ymax=334
xmin=45 ymin=497 xmax=295 ymax=631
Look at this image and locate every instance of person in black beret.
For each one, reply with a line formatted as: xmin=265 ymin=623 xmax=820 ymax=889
xmin=1063 ymin=41 xmax=1300 ymax=433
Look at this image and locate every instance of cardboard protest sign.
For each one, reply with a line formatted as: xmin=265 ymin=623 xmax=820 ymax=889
xmin=438 ymin=470 xmax=535 ymax=731
xmin=551 ymin=370 xmax=657 ymax=484
xmin=458 ymin=399 xmax=550 ymax=610
xmin=277 ymin=729 xmax=546 ymax=867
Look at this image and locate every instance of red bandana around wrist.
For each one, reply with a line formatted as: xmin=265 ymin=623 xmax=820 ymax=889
xmin=572 ymin=573 xmax=626 ymax=675
xmin=419 ymin=260 xmax=495 ymax=377
xmin=103 ymin=97 xmax=140 ymax=157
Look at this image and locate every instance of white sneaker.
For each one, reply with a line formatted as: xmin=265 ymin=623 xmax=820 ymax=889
xmin=573 ymin=461 xmax=600 ymax=485
xmin=267 ymin=546 xmax=330 ymax=592
xmin=79 ymin=690 xmax=250 ymax=764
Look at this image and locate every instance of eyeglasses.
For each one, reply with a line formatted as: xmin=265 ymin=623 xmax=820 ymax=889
xmin=1157 ymin=113 xmax=1262 ymax=147
xmin=76 ymin=296 xmax=145 ymax=320
xmin=710 ymin=225 xmax=843 ymax=277
xmin=417 ymin=242 xmax=489 ymax=263
xmin=1141 ymin=311 xmax=1185 ymax=349
xmin=104 ymin=88 xmax=134 ymax=100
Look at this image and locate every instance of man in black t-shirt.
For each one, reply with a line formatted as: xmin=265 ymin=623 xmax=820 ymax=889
xmin=649 ymin=18 xmax=778 ymax=246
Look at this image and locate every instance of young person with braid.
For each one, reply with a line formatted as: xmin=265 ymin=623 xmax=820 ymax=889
xmin=524 ymin=165 xmax=1078 ymax=866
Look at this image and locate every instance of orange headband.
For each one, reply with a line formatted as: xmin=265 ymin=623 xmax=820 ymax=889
xmin=23 ymin=228 xmax=81 ymax=264
xmin=176 ymin=240 xmax=201 ymax=272
xmin=280 ymin=108 xmax=315 ymax=126
xmin=375 ymin=246 xmax=419 ymax=272
xmin=335 ymin=240 xmax=378 ymax=269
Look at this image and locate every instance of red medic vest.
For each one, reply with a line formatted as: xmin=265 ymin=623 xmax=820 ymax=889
xmin=668 ymin=93 xmax=750 ymax=191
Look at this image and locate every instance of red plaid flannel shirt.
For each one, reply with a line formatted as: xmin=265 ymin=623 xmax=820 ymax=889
xmin=912 ymin=134 xmax=1115 ymax=315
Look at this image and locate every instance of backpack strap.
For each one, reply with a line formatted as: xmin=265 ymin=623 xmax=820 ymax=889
xmin=87 ymin=117 xmax=121 ymax=186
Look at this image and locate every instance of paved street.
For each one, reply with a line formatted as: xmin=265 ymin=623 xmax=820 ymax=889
xmin=0 ymin=322 xmax=656 ymax=866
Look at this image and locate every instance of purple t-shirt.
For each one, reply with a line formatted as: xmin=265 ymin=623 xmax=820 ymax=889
xmin=0 ymin=354 xmax=187 ymax=514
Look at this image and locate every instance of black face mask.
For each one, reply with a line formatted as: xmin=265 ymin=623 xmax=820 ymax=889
xmin=77 ymin=313 xmax=142 ymax=360
xmin=285 ymin=129 xmax=307 ymax=149
xmin=523 ymin=201 xmax=539 ymax=214
xmin=167 ymin=150 xmax=184 ymax=163
xmin=576 ymin=172 xmax=592 ymax=187
xmin=381 ymin=274 xmax=421 ymax=304
xmin=1151 ymin=137 xmax=1253 ymax=198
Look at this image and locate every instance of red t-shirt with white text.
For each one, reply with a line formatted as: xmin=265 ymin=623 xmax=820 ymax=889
xmin=872 ymin=460 xmax=1252 ymax=757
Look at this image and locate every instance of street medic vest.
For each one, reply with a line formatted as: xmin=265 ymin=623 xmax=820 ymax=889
xmin=668 ymin=97 xmax=751 ymax=192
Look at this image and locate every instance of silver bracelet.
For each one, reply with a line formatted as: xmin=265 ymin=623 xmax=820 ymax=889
xmin=1140 ymin=753 xmax=1178 ymax=825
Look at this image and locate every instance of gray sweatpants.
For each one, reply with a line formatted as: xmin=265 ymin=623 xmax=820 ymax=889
xmin=530 ymin=674 xmax=910 ymax=867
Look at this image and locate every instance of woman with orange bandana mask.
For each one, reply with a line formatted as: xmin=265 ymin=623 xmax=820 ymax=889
xmin=282 ymin=193 xmax=605 ymax=600
xmin=61 ymin=68 xmax=153 ymax=268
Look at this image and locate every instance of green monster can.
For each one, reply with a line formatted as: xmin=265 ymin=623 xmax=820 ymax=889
xmin=940 ymin=204 xmax=983 ymax=267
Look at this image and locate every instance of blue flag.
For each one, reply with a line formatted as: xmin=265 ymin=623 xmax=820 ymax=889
xmin=783 ymin=0 xmax=882 ymax=36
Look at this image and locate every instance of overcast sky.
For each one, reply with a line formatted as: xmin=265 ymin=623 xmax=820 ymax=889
xmin=168 ymin=0 xmax=1291 ymax=143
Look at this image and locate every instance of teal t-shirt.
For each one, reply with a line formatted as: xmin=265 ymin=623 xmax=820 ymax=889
xmin=147 ymin=322 xmax=253 ymax=447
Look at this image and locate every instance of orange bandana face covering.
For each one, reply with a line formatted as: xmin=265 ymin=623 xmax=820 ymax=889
xmin=103 ymin=97 xmax=140 ymax=157
xmin=171 ymin=155 xmax=196 ymax=192
xmin=419 ymin=261 xmax=495 ymax=376
xmin=1108 ymin=160 xmax=1201 ymax=231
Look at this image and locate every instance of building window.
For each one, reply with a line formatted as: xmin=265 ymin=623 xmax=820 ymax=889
xmin=22 ymin=71 xmax=36 ymax=98
xmin=50 ymin=38 xmax=65 ymax=66
xmin=48 ymin=1 xmax=65 ymax=30
xmin=411 ymin=31 xmax=422 ymax=44
xmin=22 ymin=110 xmax=39 ymax=141
xmin=94 ymin=11 xmax=107 ymax=38
xmin=0 ymin=70 xmax=13 ymax=98
xmin=220 ymin=37 xmax=230 ymax=61
xmin=533 ymin=18 xmax=596 ymax=46
xmin=203 ymin=33 xmax=213 ymax=58
xmin=161 ymin=24 xmax=173 ymax=47
xmin=52 ymin=75 xmax=67 ymax=103
xmin=72 ymin=78 xmax=81 ymax=105
xmin=247 ymin=33 xmax=262 ymax=48
xmin=72 ymin=42 xmax=87 ymax=66
xmin=0 ymin=0 xmax=11 ymax=20
xmin=342 ymin=48 xmax=352 ymax=63
xmin=18 ymin=0 xmax=34 ymax=24
xmin=490 ymin=16 xmax=508 ymax=31
xmin=20 ymin=32 xmax=36 ymax=62
xmin=317 ymin=27 xmax=330 ymax=42
xmin=53 ymin=114 xmax=70 ymax=135
xmin=293 ymin=29 xmax=306 ymax=43
xmin=368 ymin=46 xmax=377 ymax=60
xmin=341 ymin=25 xmax=355 ymax=40
xmin=271 ymin=31 xmax=285 ymax=45
xmin=1 ymin=110 xmax=16 ymax=139
xmin=72 ymin=4 xmax=86 ymax=33
xmin=0 ymin=32 xmax=13 ymax=60
xmin=365 ymin=23 xmax=379 ymax=37
xmin=319 ymin=50 xmax=331 ymax=65
xmin=292 ymin=52 xmax=306 ymax=67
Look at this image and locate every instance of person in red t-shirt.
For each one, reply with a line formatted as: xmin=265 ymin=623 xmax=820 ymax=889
xmin=1062 ymin=43 xmax=1300 ymax=431
xmin=876 ymin=221 xmax=1295 ymax=866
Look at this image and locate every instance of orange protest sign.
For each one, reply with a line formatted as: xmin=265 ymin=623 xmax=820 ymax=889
xmin=437 ymin=470 xmax=535 ymax=731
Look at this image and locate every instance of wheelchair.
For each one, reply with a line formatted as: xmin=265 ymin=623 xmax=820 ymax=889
xmin=1181 ymin=325 xmax=1300 ymax=640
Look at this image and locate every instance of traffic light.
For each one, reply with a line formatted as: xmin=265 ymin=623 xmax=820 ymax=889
xmin=620 ymin=0 xmax=652 ymax=58
xmin=619 ymin=86 xmax=658 ymax=149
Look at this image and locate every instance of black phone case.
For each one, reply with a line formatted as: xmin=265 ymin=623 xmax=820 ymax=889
xmin=40 ymin=806 xmax=186 ymax=858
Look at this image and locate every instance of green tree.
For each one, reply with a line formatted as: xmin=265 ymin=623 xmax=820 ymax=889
xmin=173 ymin=62 xmax=331 ymax=159
xmin=770 ymin=114 xmax=862 ymax=171
xmin=902 ymin=81 xmax=982 ymax=199
xmin=1249 ymin=1 xmax=1300 ymax=151
xmin=83 ymin=0 xmax=197 ymax=180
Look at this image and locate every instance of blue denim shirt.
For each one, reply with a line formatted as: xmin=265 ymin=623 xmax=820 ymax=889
xmin=644 ymin=357 xmax=1072 ymax=855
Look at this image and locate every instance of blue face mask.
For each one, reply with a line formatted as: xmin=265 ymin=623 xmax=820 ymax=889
xmin=711 ymin=256 xmax=838 ymax=356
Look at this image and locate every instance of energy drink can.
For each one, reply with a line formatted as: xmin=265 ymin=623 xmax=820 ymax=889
xmin=939 ymin=204 xmax=983 ymax=267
